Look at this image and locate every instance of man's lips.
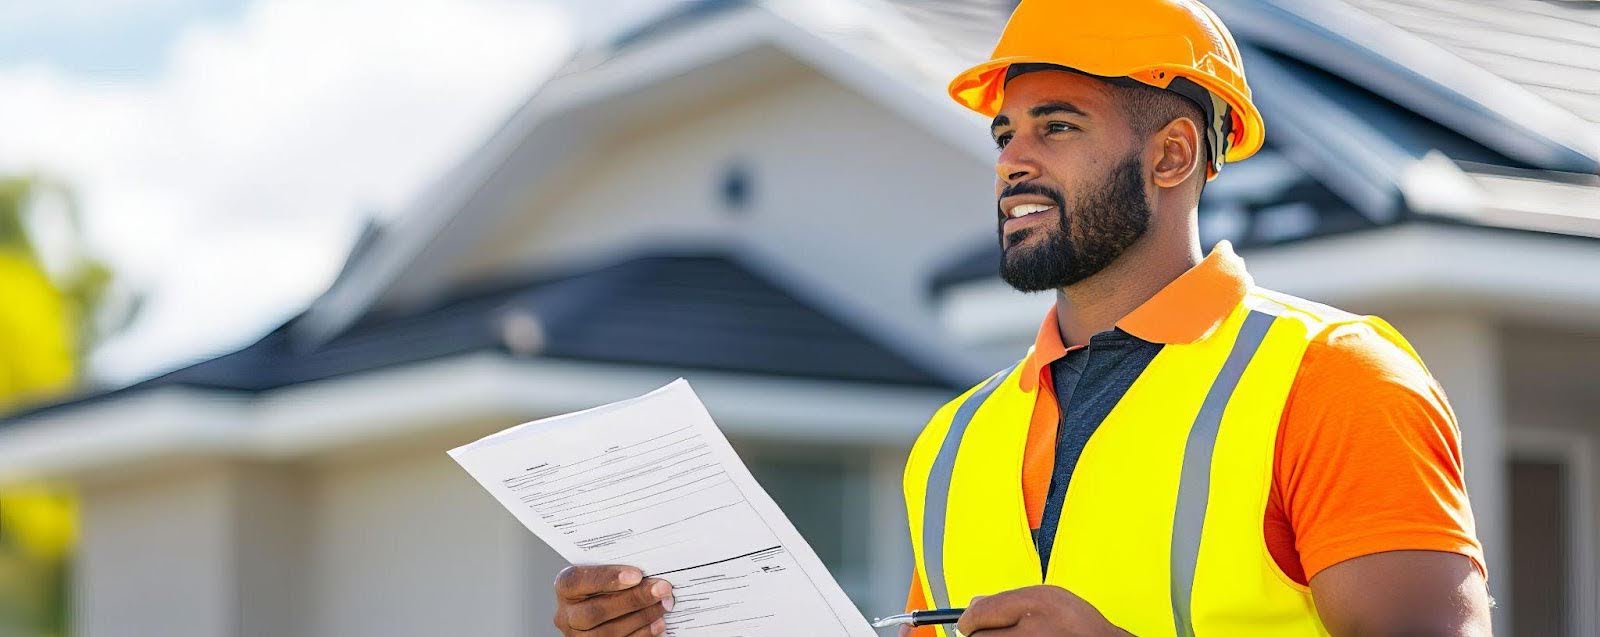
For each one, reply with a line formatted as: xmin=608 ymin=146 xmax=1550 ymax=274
xmin=1000 ymin=194 xmax=1058 ymax=219
xmin=1005 ymin=202 xmax=1054 ymax=219
xmin=1001 ymin=204 xmax=1054 ymax=237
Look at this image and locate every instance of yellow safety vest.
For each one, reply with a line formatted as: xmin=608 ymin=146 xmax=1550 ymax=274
xmin=904 ymin=288 xmax=1429 ymax=636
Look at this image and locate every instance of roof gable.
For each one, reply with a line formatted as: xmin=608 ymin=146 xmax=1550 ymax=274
xmin=292 ymin=0 xmax=990 ymax=350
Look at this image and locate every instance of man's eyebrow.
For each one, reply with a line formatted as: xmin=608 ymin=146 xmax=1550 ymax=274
xmin=990 ymin=101 xmax=1088 ymax=133
xmin=1029 ymin=101 xmax=1086 ymax=118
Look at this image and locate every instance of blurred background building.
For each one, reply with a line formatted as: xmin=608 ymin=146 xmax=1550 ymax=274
xmin=1 ymin=0 xmax=1598 ymax=636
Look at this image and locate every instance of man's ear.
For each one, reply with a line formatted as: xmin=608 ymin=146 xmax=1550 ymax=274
xmin=1150 ymin=116 xmax=1202 ymax=190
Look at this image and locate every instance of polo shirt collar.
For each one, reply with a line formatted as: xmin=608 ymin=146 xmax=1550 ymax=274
xmin=1019 ymin=240 xmax=1252 ymax=393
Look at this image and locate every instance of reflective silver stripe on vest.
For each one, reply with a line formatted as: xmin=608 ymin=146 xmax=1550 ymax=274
xmin=1170 ymin=309 xmax=1278 ymax=637
xmin=923 ymin=365 xmax=1016 ymax=611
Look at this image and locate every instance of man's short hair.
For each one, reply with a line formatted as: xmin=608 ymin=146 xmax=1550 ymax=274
xmin=1111 ymin=80 xmax=1212 ymax=177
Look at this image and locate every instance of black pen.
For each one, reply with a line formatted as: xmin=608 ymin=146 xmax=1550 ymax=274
xmin=871 ymin=608 xmax=965 ymax=628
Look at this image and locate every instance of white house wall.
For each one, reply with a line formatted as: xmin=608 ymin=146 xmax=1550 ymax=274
xmin=305 ymin=442 xmax=555 ymax=637
xmin=76 ymin=463 xmax=234 ymax=637
xmin=456 ymin=62 xmax=996 ymax=335
xmin=75 ymin=461 xmax=304 ymax=637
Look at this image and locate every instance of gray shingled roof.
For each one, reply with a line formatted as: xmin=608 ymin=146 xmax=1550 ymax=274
xmin=878 ymin=0 xmax=1014 ymax=61
xmin=1343 ymin=0 xmax=1600 ymax=126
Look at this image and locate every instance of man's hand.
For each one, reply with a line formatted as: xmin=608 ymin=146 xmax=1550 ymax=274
xmin=956 ymin=585 xmax=1130 ymax=636
xmin=553 ymin=564 xmax=673 ymax=637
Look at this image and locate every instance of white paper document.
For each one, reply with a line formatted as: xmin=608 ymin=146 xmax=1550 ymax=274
xmin=449 ymin=379 xmax=876 ymax=637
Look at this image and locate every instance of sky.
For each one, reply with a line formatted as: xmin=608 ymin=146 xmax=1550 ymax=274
xmin=0 ymin=0 xmax=668 ymax=385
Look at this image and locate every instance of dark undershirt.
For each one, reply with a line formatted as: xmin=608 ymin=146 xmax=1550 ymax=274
xmin=1034 ymin=327 xmax=1165 ymax=572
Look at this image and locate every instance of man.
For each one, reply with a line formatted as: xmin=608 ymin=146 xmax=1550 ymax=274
xmin=551 ymin=1 xmax=1490 ymax=635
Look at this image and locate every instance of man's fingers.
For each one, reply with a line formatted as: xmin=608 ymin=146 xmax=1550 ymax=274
xmin=565 ymin=578 xmax=674 ymax=631
xmin=955 ymin=593 xmax=1023 ymax=635
xmin=575 ymin=601 xmax=669 ymax=637
xmin=556 ymin=565 xmax=645 ymax=600
xmin=619 ymin=617 xmax=669 ymax=637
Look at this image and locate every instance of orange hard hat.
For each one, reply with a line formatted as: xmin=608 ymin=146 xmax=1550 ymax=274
xmin=949 ymin=0 xmax=1265 ymax=178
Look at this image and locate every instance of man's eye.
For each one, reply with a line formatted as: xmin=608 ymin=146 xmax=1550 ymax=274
xmin=994 ymin=133 xmax=1013 ymax=149
xmin=1047 ymin=122 xmax=1075 ymax=133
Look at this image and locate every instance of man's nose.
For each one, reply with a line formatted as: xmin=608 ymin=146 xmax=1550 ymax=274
xmin=995 ymin=142 xmax=1039 ymax=185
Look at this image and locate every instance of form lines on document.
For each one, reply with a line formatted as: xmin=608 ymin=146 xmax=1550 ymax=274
xmin=667 ymin=602 xmax=740 ymax=620
xmin=562 ymin=447 xmax=709 ymax=495
xmin=538 ymin=470 xmax=726 ymax=517
xmin=541 ymin=472 xmax=727 ymax=521
xmin=502 ymin=435 xmax=700 ymax=493
xmin=535 ymin=425 xmax=693 ymax=473
xmin=683 ymin=584 xmax=750 ymax=597
xmin=512 ymin=434 xmax=700 ymax=490
xmin=628 ymin=500 xmax=746 ymax=537
xmin=572 ymin=531 xmax=632 ymax=549
xmin=511 ymin=440 xmax=703 ymax=497
xmin=673 ymin=573 xmax=750 ymax=589
xmin=514 ymin=445 xmax=711 ymax=503
xmin=520 ymin=452 xmax=715 ymax=507
xmin=516 ymin=452 xmax=713 ymax=511
xmin=646 ymin=546 xmax=784 ymax=578
xmin=501 ymin=425 xmax=693 ymax=485
xmin=555 ymin=478 xmax=735 ymax=528
xmin=501 ymin=463 xmax=560 ymax=487
xmin=671 ymin=614 xmax=775 ymax=630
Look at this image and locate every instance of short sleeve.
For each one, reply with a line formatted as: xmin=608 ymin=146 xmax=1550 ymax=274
xmin=1274 ymin=320 xmax=1486 ymax=582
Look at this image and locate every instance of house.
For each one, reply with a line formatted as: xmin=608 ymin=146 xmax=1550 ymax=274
xmin=0 ymin=1 xmax=1596 ymax=635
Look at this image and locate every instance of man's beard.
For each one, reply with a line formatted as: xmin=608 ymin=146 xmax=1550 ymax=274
xmin=998 ymin=153 xmax=1152 ymax=293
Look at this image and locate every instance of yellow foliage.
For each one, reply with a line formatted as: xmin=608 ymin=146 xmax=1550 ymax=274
xmin=0 ymin=485 xmax=76 ymax=562
xmin=0 ymin=250 xmax=74 ymax=413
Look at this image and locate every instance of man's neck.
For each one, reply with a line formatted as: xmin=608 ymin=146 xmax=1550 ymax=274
xmin=1053 ymin=225 xmax=1202 ymax=347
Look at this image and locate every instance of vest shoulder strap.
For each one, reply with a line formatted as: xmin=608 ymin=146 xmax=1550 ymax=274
xmin=1247 ymin=285 xmax=1430 ymax=369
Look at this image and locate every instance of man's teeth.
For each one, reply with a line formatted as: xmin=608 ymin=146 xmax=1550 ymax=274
xmin=1008 ymin=203 xmax=1053 ymax=218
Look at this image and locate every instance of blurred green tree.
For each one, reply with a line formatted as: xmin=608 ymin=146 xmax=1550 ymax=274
xmin=0 ymin=175 xmax=126 ymax=637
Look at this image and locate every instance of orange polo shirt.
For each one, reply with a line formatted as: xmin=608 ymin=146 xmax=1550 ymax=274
xmin=905 ymin=242 xmax=1484 ymax=626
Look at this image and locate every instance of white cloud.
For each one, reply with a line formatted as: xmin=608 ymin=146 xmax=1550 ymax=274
xmin=0 ymin=0 xmax=574 ymax=384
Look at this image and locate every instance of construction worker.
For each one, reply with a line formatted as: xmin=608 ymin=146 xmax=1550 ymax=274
xmin=550 ymin=1 xmax=1489 ymax=635
xmin=900 ymin=1 xmax=1489 ymax=635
